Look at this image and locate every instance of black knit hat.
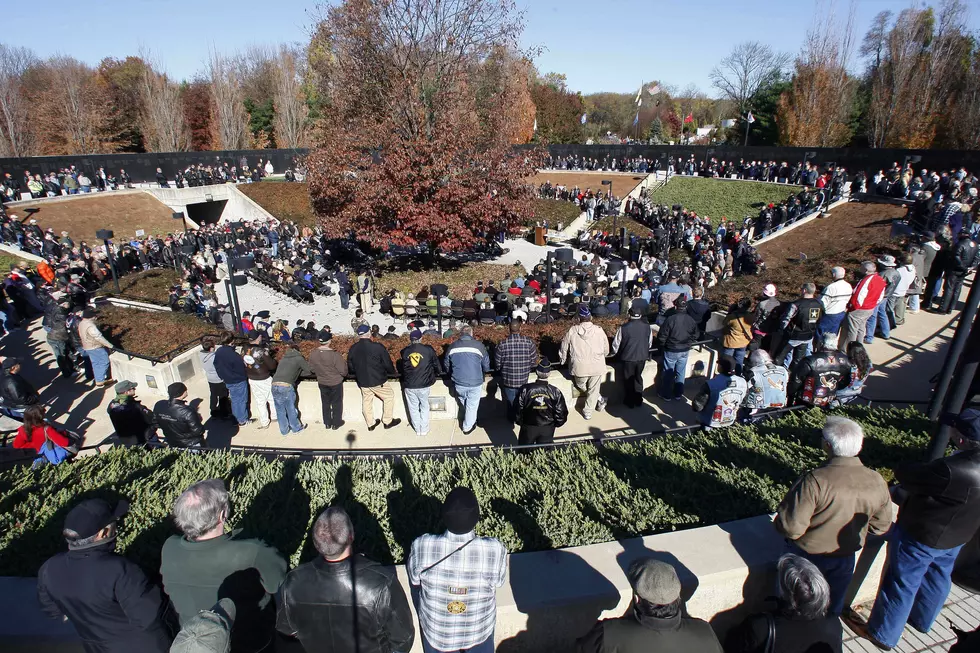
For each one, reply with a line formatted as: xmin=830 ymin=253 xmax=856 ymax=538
xmin=443 ymin=486 xmax=480 ymax=534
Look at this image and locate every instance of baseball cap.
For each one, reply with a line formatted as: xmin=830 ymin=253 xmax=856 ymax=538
xmin=627 ymin=557 xmax=682 ymax=605
xmin=763 ymin=283 xmax=777 ymax=298
xmin=410 ymin=329 xmax=423 ymax=340
xmin=356 ymin=325 xmax=370 ymax=335
xmin=2 ymin=357 xmax=20 ymax=371
xmin=114 ymin=380 xmax=137 ymax=393
xmin=64 ymin=498 xmax=130 ymax=540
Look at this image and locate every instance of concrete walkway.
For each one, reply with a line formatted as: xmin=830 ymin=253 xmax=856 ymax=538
xmin=844 ymin=583 xmax=980 ymax=652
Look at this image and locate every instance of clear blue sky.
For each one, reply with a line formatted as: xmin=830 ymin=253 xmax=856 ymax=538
xmin=5 ymin=0 xmax=978 ymax=95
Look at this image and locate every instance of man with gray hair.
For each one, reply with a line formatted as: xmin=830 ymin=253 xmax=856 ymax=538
xmin=277 ymin=506 xmax=416 ymax=653
xmin=161 ymin=479 xmax=287 ymax=653
xmin=816 ymin=266 xmax=852 ymax=346
xmin=774 ymin=416 xmax=892 ymax=615
xmin=742 ymin=349 xmax=789 ymax=413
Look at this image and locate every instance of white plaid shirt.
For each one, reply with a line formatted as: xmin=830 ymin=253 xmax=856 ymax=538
xmin=408 ymin=531 xmax=507 ymax=651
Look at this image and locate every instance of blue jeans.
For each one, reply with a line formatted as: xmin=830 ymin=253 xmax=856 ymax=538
xmin=270 ymin=242 xmax=278 ymax=257
xmin=721 ymin=347 xmax=746 ymax=372
xmin=867 ymin=527 xmax=963 ymax=648
xmin=865 ymin=300 xmax=892 ymax=342
xmin=422 ymin=633 xmax=493 ymax=653
xmin=271 ymin=385 xmax=302 ymax=434
xmin=788 ymin=542 xmax=855 ymax=615
xmin=501 ymin=385 xmax=519 ymax=421
xmin=908 ymin=294 xmax=920 ymax=312
xmin=815 ymin=312 xmax=847 ymax=343
xmin=339 ymin=290 xmax=349 ymax=310
xmin=404 ymin=386 xmax=431 ymax=434
xmin=83 ymin=347 xmax=110 ymax=382
xmin=226 ymin=381 xmax=249 ymax=425
xmin=455 ymin=385 xmax=482 ymax=432
xmin=781 ymin=340 xmax=813 ymax=369
xmin=658 ymin=350 xmax=689 ymax=399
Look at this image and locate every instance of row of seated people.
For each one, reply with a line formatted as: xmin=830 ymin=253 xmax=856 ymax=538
xmin=248 ymin=267 xmax=320 ymax=304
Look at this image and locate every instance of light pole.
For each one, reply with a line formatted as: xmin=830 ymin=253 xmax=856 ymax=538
xmin=96 ymin=229 xmax=120 ymax=293
xmin=225 ymin=255 xmax=256 ymax=335
xmin=602 ymin=179 xmax=614 ymax=234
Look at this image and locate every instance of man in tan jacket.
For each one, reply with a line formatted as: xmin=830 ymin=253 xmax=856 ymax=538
xmin=774 ymin=415 xmax=892 ymax=615
xmin=78 ymin=308 xmax=115 ymax=387
xmin=559 ymin=305 xmax=610 ymax=419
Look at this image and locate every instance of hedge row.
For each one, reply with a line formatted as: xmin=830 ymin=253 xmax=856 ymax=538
xmin=0 ymin=407 xmax=931 ymax=578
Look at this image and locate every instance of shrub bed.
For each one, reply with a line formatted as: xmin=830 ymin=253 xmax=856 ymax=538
xmin=650 ymin=177 xmax=804 ymax=226
xmin=529 ymin=198 xmax=582 ymax=227
xmin=98 ymin=268 xmax=182 ymax=305
xmin=375 ymin=262 xmax=526 ymax=299
xmin=0 ymin=407 xmax=930 ymax=576
xmin=97 ymin=306 xmax=222 ymax=359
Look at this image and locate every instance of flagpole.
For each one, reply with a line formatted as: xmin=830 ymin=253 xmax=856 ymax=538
xmin=744 ymin=113 xmax=751 ymax=147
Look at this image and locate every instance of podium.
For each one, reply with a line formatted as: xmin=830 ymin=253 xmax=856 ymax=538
xmin=534 ymin=226 xmax=546 ymax=246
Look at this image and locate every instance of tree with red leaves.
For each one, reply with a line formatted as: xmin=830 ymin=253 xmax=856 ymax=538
xmin=306 ymin=0 xmax=540 ymax=254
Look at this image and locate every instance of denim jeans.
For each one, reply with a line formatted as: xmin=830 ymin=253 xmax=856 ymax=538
xmin=83 ymin=347 xmax=110 ymax=382
xmin=658 ymin=350 xmax=689 ymax=399
xmin=47 ymin=338 xmax=73 ymax=377
xmin=226 ymin=381 xmax=250 ymax=425
xmin=501 ymin=385 xmax=520 ymax=421
xmin=455 ymin=385 xmax=482 ymax=432
xmin=815 ymin=311 xmax=847 ymax=344
xmin=908 ymin=293 xmax=920 ymax=312
xmin=271 ymin=385 xmax=303 ymax=434
xmin=788 ymin=542 xmax=855 ymax=615
xmin=404 ymin=386 xmax=431 ymax=434
xmin=721 ymin=347 xmax=746 ymax=373
xmin=781 ymin=339 xmax=813 ymax=369
xmin=867 ymin=527 xmax=963 ymax=648
xmin=865 ymin=300 xmax=892 ymax=342
xmin=270 ymin=242 xmax=278 ymax=257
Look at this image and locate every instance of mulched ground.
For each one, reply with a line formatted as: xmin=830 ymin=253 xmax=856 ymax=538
xmin=238 ymin=181 xmax=315 ymax=226
xmin=710 ymin=201 xmax=908 ymax=306
xmin=529 ymin=172 xmax=646 ymax=198
xmin=7 ymin=192 xmax=178 ymax=241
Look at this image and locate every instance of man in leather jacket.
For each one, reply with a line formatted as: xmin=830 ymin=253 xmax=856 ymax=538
xmin=277 ymin=506 xmax=415 ymax=653
xmin=0 ymin=357 xmax=39 ymax=414
xmin=515 ymin=357 xmax=568 ymax=446
xmin=787 ymin=334 xmax=852 ymax=408
xmin=939 ymin=231 xmax=978 ymax=314
xmin=846 ymin=408 xmax=980 ymax=650
xmin=152 ymin=382 xmax=205 ymax=449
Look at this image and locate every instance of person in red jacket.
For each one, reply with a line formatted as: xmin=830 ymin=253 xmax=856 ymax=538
xmin=13 ymin=405 xmax=70 ymax=453
xmin=841 ymin=262 xmax=886 ymax=347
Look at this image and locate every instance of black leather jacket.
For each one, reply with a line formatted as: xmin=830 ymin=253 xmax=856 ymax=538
xmin=895 ymin=448 xmax=980 ymax=550
xmin=0 ymin=371 xmax=39 ymax=409
xmin=787 ymin=349 xmax=852 ymax=407
xmin=152 ymin=399 xmax=205 ymax=448
xmin=948 ymin=237 xmax=978 ymax=276
xmin=516 ymin=380 xmax=569 ymax=428
xmin=276 ymin=555 xmax=415 ymax=653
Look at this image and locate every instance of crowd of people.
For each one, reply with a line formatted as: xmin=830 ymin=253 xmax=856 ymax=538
xmin=31 ymin=409 xmax=980 ymax=653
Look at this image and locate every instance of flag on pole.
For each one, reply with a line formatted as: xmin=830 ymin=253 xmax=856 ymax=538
xmin=637 ymin=97 xmax=642 ymax=107
xmin=746 ymin=111 xmax=755 ymax=124
xmin=533 ymin=117 xmax=537 ymax=132
xmin=581 ymin=113 xmax=587 ymax=124
xmin=635 ymin=85 xmax=642 ymax=104
xmin=684 ymin=113 xmax=693 ymax=124
xmin=647 ymin=84 xmax=661 ymax=96
xmin=633 ymin=111 xmax=639 ymax=126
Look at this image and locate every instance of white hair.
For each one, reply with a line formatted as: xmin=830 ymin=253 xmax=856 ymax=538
xmin=173 ymin=479 xmax=230 ymax=541
xmin=822 ymin=416 xmax=864 ymax=457
xmin=777 ymin=554 xmax=830 ymax=619
xmin=748 ymin=348 xmax=772 ymax=367
xmin=831 ymin=266 xmax=846 ymax=280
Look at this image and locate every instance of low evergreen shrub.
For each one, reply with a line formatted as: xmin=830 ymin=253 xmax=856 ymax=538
xmin=0 ymin=406 xmax=930 ymax=577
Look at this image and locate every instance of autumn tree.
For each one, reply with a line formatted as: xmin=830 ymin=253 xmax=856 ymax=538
xmin=529 ymin=72 xmax=583 ymax=143
xmin=306 ymin=0 xmax=540 ymax=254
xmin=474 ymin=47 xmax=535 ymax=146
xmin=861 ymin=1 xmax=970 ymax=148
xmin=710 ymin=41 xmax=789 ymax=118
xmin=182 ymin=79 xmax=214 ymax=151
xmin=272 ymin=45 xmax=310 ymax=149
xmin=98 ymin=56 xmax=148 ymax=152
xmin=207 ymin=51 xmax=249 ymax=150
xmin=777 ymin=0 xmax=858 ymax=147
xmin=0 ymin=44 xmax=36 ymax=157
xmin=140 ymin=60 xmax=188 ymax=152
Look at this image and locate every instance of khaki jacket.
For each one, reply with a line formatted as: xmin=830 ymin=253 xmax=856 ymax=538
xmin=774 ymin=456 xmax=892 ymax=555
xmin=78 ymin=317 xmax=113 ymax=351
xmin=559 ymin=321 xmax=610 ymax=378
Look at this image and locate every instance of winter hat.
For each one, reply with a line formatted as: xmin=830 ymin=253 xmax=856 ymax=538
xmin=443 ymin=487 xmax=480 ymax=534
xmin=168 ymin=382 xmax=188 ymax=399
xmin=578 ymin=305 xmax=591 ymax=318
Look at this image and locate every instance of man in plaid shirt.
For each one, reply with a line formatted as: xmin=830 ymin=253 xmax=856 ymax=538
xmin=408 ymin=487 xmax=507 ymax=653
xmin=494 ymin=322 xmax=539 ymax=421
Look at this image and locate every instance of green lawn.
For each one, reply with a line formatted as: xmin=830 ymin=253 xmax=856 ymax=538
xmin=650 ymin=176 xmax=803 ymax=225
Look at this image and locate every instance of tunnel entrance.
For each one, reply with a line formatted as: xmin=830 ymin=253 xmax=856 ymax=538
xmin=185 ymin=199 xmax=227 ymax=226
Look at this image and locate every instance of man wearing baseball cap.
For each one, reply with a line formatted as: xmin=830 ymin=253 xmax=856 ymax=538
xmin=515 ymin=357 xmax=568 ymax=445
xmin=399 ymin=329 xmax=443 ymax=436
xmin=37 ymin=498 xmax=173 ymax=653
xmin=347 ymin=323 xmax=400 ymax=431
xmin=577 ymin=557 xmax=722 ymax=652
xmin=409 ymin=487 xmax=507 ymax=653
xmin=846 ymin=407 xmax=980 ymax=650
xmin=107 ymin=380 xmax=155 ymax=445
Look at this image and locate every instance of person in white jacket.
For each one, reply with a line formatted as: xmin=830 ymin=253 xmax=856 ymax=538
xmin=559 ymin=305 xmax=610 ymax=419
xmin=816 ymin=266 xmax=852 ymax=347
